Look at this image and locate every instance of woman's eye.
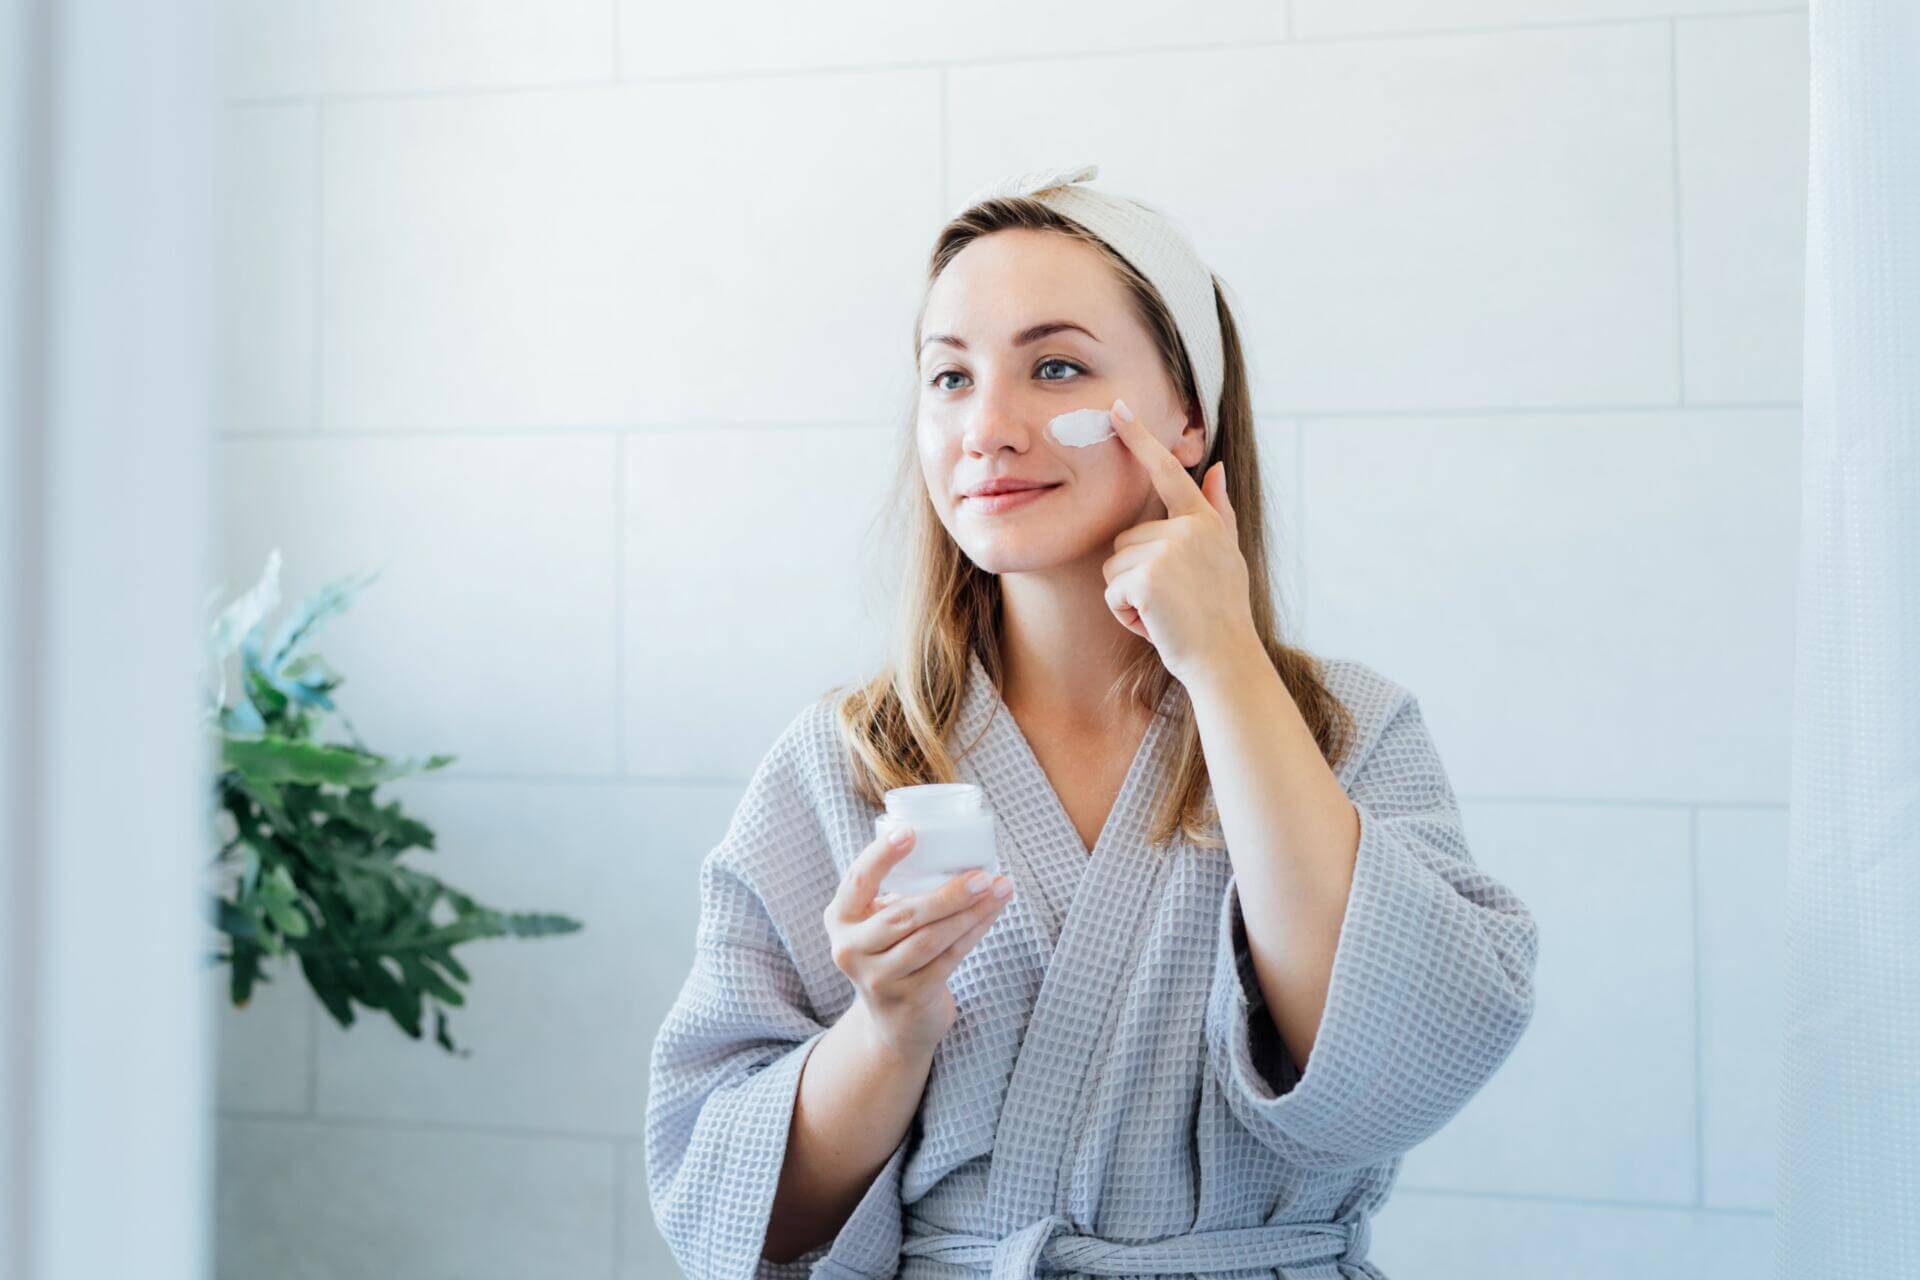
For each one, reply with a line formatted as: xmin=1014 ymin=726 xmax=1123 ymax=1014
xmin=926 ymin=358 xmax=1084 ymax=392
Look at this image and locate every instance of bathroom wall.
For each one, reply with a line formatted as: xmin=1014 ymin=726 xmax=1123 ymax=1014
xmin=210 ymin=2 xmax=1806 ymax=1275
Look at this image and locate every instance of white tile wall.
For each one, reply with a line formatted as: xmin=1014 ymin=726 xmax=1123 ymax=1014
xmin=1372 ymin=1191 xmax=1772 ymax=1279
xmin=215 ymin=1115 xmax=619 ymax=1278
xmin=1403 ymin=800 xmax=1697 ymax=1203
xmin=949 ymin=25 xmax=1681 ymax=414
xmin=217 ymin=434 xmax=621 ymax=775
xmin=220 ymin=105 xmax=315 ymax=431
xmin=1297 ymin=408 xmax=1800 ymax=805
xmin=620 ymin=425 xmax=899 ymax=777
xmin=1293 ymin=0 xmax=1800 ymax=40
xmin=208 ymin=956 xmax=314 ymax=1116
xmin=319 ymin=74 xmax=942 ymax=431
xmin=214 ymin=1 xmax=1807 ymax=1274
xmin=307 ymin=777 xmax=727 ymax=1135
xmin=1698 ymin=805 xmax=1788 ymax=1211
xmin=221 ymin=0 xmax=617 ymax=99
xmin=616 ymin=0 xmax=1290 ymax=78
xmin=1677 ymin=12 xmax=1810 ymax=404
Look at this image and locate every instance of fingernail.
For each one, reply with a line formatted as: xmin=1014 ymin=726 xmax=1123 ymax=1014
xmin=993 ymin=877 xmax=1013 ymax=898
xmin=965 ymin=871 xmax=992 ymax=894
xmin=1113 ymin=398 xmax=1135 ymax=423
xmin=889 ymin=827 xmax=913 ymax=846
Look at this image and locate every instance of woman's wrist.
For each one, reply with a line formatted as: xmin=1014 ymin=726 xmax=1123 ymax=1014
xmin=842 ymin=994 xmax=936 ymax=1071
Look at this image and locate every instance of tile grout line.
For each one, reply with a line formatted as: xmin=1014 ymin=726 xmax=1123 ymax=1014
xmin=611 ymin=1141 xmax=625 ymax=1279
xmin=217 ymin=7 xmax=1810 ymax=108
xmin=613 ymin=431 xmax=625 ymax=775
xmin=371 ymin=766 xmax=1798 ymax=811
xmin=305 ymin=988 xmax=318 ymax=1115
xmin=214 ymin=402 xmax=1806 ymax=442
xmin=1395 ymin=1184 xmax=1770 ymax=1217
xmin=216 ymin=1106 xmax=640 ymax=1145
xmin=1669 ymin=19 xmax=1689 ymax=404
xmin=210 ymin=1105 xmax=1780 ymax=1219
xmin=311 ymin=102 xmax=324 ymax=433
xmin=1691 ymin=803 xmax=1706 ymax=1208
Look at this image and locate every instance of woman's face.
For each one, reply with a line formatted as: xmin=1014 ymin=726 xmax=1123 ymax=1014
xmin=916 ymin=228 xmax=1205 ymax=576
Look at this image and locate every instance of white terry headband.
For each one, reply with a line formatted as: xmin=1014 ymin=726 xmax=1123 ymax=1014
xmin=952 ymin=162 xmax=1226 ymax=463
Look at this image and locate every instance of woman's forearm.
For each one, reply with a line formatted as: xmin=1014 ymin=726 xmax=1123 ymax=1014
xmin=761 ymin=996 xmax=932 ymax=1264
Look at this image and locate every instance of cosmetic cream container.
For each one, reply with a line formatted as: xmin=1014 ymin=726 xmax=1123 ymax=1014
xmin=874 ymin=783 xmax=1000 ymax=899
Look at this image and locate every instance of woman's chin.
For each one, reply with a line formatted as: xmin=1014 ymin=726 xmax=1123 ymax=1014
xmin=962 ymin=535 xmax=1102 ymax=576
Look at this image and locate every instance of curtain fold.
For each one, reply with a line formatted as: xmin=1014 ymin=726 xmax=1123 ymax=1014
xmin=1779 ymin=2 xmax=1920 ymax=1274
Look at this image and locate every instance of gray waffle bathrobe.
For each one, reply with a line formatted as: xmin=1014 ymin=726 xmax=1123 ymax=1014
xmin=645 ymin=651 xmax=1539 ymax=1280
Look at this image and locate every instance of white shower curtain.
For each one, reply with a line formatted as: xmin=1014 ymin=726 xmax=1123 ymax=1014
xmin=1779 ymin=2 xmax=1919 ymax=1275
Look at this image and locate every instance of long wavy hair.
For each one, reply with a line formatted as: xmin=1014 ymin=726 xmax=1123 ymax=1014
xmin=829 ymin=194 xmax=1355 ymax=851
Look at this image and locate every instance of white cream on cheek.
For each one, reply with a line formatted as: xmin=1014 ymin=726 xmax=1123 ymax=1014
xmin=1047 ymin=407 xmax=1115 ymax=447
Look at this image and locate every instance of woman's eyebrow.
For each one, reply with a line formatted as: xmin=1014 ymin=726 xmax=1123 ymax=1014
xmin=918 ymin=320 xmax=1101 ymax=355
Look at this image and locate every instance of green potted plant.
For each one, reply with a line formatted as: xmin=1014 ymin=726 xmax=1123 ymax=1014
xmin=204 ymin=549 xmax=582 ymax=1056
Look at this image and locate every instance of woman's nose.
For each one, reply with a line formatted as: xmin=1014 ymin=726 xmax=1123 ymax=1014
xmin=960 ymin=392 xmax=1038 ymax=455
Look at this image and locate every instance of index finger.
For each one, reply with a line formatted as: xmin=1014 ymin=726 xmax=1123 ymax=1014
xmin=1108 ymin=397 xmax=1209 ymax=518
xmin=831 ymin=829 xmax=916 ymax=921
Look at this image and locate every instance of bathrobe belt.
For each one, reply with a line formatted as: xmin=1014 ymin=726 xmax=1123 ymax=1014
xmin=895 ymin=1210 xmax=1372 ymax=1278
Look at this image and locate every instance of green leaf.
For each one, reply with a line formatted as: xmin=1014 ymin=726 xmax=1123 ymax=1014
xmin=265 ymin=566 xmax=384 ymax=674
xmin=222 ymin=734 xmax=455 ymax=788
xmin=203 ymin=555 xmax=584 ymax=1058
xmin=210 ymin=549 xmax=282 ymax=664
xmin=298 ymin=952 xmax=356 ymax=1029
xmin=229 ymin=945 xmax=264 ymax=1006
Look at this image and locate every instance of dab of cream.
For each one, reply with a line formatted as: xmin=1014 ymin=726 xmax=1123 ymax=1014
xmin=1048 ymin=407 xmax=1115 ymax=448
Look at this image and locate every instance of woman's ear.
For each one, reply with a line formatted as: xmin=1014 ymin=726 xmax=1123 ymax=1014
xmin=1175 ymin=401 xmax=1208 ymax=469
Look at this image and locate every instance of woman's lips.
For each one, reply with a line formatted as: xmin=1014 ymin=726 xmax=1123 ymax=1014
xmin=962 ymin=484 xmax=1061 ymax=513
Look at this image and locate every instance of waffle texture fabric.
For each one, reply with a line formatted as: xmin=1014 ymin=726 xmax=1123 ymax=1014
xmin=645 ymin=651 xmax=1539 ymax=1279
xmin=952 ymin=163 xmax=1226 ymax=464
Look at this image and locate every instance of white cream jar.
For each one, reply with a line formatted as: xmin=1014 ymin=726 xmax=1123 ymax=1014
xmin=874 ymin=783 xmax=1000 ymax=899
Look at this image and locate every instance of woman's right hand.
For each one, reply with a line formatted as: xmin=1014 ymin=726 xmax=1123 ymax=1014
xmin=824 ymin=826 xmax=1014 ymax=1060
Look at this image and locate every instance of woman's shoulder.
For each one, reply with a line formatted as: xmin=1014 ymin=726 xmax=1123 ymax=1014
xmin=1310 ymin=653 xmax=1422 ymax=777
xmin=759 ymin=689 xmax=847 ymax=780
xmin=712 ymin=688 xmax=864 ymax=879
xmin=1314 ymin=653 xmax=1412 ymax=713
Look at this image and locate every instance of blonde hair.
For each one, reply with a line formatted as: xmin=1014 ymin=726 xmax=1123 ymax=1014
xmin=828 ymin=195 xmax=1355 ymax=851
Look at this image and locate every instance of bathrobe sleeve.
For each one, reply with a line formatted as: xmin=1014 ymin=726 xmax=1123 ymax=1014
xmin=644 ymin=720 xmax=910 ymax=1280
xmin=1203 ymin=683 xmax=1539 ymax=1173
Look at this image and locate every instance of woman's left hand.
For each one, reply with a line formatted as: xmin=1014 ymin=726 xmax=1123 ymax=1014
xmin=1100 ymin=397 xmax=1261 ymax=686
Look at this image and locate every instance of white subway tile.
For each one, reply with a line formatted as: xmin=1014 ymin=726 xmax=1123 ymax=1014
xmin=217 ymin=434 xmax=619 ymax=775
xmin=208 ymin=960 xmax=313 ymax=1116
xmin=321 ymin=75 xmax=941 ymax=429
xmin=1373 ymin=1192 xmax=1772 ymax=1280
xmin=215 ymin=1116 xmax=616 ymax=1277
xmin=1698 ymin=805 xmax=1786 ymax=1210
xmin=1677 ymin=12 xmax=1809 ymax=404
xmin=220 ymin=105 xmax=315 ymax=431
xmin=309 ymin=778 xmax=732 ymax=1134
xmin=621 ymin=425 xmax=898 ymax=778
xmin=948 ymin=27 xmax=1678 ymax=413
xmin=1298 ymin=408 xmax=1799 ymax=804
xmin=222 ymin=0 xmax=616 ymax=99
xmin=619 ymin=0 xmax=1288 ymax=77
xmin=1294 ymin=0 xmax=1800 ymax=40
xmin=1400 ymin=800 xmax=1696 ymax=1201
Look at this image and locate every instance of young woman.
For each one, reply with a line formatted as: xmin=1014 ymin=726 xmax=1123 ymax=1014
xmin=645 ymin=163 xmax=1539 ymax=1280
